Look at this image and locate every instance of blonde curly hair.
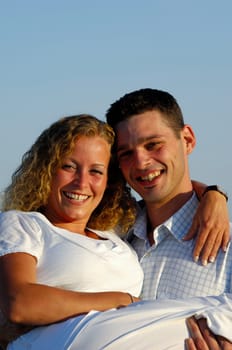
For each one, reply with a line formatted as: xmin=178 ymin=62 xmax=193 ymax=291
xmin=2 ymin=114 xmax=137 ymax=233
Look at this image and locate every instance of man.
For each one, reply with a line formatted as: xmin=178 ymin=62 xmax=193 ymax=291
xmin=106 ymin=88 xmax=232 ymax=348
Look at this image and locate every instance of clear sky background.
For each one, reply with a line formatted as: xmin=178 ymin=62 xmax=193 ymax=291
xmin=0 ymin=0 xmax=231 ymax=215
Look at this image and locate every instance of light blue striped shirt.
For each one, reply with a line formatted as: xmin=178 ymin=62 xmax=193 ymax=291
xmin=129 ymin=193 xmax=232 ymax=300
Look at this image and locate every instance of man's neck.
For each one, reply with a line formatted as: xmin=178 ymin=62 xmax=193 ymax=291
xmin=146 ymin=190 xmax=193 ymax=229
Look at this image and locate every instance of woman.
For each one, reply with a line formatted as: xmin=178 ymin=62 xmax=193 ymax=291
xmin=0 ymin=115 xmax=230 ymax=349
xmin=0 ymin=115 xmax=142 ymax=347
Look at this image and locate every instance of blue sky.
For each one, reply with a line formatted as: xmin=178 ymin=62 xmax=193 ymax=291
xmin=1 ymin=0 xmax=231 ymax=215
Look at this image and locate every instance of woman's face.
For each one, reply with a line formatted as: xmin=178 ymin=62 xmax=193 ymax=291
xmin=44 ymin=135 xmax=111 ymax=231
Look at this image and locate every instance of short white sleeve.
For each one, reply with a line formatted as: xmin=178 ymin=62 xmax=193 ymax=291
xmin=0 ymin=210 xmax=44 ymax=260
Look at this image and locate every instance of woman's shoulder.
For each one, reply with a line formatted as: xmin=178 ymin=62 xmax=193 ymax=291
xmin=0 ymin=210 xmax=47 ymax=226
xmin=0 ymin=210 xmax=53 ymax=242
xmin=0 ymin=210 xmax=48 ymax=259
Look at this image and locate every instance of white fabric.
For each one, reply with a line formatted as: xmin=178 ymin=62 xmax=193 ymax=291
xmin=8 ymin=294 xmax=232 ymax=350
xmin=0 ymin=210 xmax=143 ymax=295
xmin=1 ymin=210 xmax=232 ymax=349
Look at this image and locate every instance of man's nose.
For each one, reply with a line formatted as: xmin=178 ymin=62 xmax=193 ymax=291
xmin=134 ymin=150 xmax=151 ymax=169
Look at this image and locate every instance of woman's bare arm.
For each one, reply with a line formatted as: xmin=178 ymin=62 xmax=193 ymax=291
xmin=183 ymin=180 xmax=230 ymax=265
xmin=0 ymin=253 xmax=139 ymax=326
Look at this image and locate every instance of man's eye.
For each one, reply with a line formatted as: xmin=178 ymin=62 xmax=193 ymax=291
xmin=146 ymin=142 xmax=160 ymax=150
xmin=118 ymin=150 xmax=132 ymax=160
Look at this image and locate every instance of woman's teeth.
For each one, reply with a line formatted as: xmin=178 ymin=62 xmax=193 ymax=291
xmin=65 ymin=192 xmax=89 ymax=201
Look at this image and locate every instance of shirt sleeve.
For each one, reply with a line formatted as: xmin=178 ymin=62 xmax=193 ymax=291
xmin=0 ymin=210 xmax=43 ymax=261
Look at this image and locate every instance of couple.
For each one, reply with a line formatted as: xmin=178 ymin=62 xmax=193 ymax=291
xmin=0 ymin=88 xmax=231 ymax=349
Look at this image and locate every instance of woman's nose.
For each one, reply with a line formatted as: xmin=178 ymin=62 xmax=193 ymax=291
xmin=72 ymin=170 xmax=87 ymax=188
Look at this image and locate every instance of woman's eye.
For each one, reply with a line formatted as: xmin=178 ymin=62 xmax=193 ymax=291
xmin=62 ymin=164 xmax=76 ymax=171
xmin=91 ymin=169 xmax=103 ymax=175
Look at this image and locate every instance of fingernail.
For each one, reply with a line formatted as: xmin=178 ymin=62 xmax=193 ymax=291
xmin=209 ymin=256 xmax=215 ymax=263
xmin=194 ymin=255 xmax=199 ymax=263
xmin=202 ymin=260 xmax=207 ymax=266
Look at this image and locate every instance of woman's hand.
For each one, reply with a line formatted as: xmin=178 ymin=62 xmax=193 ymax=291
xmin=184 ymin=183 xmax=230 ymax=265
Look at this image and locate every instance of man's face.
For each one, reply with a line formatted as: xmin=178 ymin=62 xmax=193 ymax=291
xmin=115 ymin=110 xmax=195 ymax=206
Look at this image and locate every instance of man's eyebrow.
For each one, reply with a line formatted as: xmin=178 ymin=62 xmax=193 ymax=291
xmin=117 ymin=135 xmax=159 ymax=152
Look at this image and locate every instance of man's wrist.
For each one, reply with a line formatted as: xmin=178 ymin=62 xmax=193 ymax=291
xmin=202 ymin=185 xmax=228 ymax=201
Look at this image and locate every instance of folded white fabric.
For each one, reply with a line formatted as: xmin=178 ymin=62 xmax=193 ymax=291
xmin=195 ymin=293 xmax=232 ymax=342
xmin=9 ymin=294 xmax=232 ymax=350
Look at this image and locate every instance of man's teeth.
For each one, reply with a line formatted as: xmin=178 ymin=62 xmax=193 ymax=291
xmin=65 ymin=192 xmax=88 ymax=201
xmin=141 ymin=171 xmax=161 ymax=181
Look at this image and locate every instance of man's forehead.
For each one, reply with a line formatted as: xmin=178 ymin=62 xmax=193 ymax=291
xmin=115 ymin=111 xmax=173 ymax=149
xmin=116 ymin=134 xmax=162 ymax=152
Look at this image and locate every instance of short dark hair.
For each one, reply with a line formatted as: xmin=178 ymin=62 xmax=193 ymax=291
xmin=106 ymin=88 xmax=185 ymax=136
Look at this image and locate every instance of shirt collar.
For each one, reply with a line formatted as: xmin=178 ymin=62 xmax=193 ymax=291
xmin=131 ymin=193 xmax=199 ymax=243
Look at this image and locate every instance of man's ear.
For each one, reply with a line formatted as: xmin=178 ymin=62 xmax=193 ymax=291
xmin=182 ymin=124 xmax=196 ymax=154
